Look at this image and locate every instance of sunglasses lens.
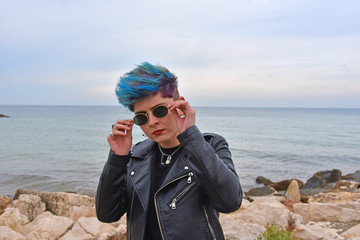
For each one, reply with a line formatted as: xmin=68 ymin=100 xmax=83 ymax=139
xmin=153 ymin=106 xmax=168 ymax=118
xmin=133 ymin=114 xmax=148 ymax=126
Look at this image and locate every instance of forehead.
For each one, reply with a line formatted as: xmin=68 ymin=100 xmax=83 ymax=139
xmin=133 ymin=93 xmax=173 ymax=113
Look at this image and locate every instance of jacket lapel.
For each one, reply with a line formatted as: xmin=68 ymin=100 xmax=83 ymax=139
xmin=128 ymin=139 xmax=156 ymax=211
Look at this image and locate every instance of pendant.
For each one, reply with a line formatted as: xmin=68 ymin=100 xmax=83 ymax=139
xmin=165 ymin=156 xmax=171 ymax=164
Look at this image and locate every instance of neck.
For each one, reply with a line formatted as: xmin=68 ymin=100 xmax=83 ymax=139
xmin=158 ymin=136 xmax=180 ymax=148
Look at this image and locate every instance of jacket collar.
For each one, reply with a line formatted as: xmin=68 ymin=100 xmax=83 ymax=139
xmin=131 ymin=138 xmax=157 ymax=159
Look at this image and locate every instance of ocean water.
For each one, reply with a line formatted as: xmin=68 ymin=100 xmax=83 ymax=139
xmin=0 ymin=105 xmax=359 ymax=197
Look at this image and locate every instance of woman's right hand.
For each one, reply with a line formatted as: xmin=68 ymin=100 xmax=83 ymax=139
xmin=107 ymin=119 xmax=134 ymax=155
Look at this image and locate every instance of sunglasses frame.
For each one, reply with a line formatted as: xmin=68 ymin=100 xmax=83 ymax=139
xmin=133 ymin=105 xmax=169 ymax=126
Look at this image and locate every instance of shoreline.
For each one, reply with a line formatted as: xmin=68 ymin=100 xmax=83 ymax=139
xmin=1 ymin=169 xmax=360 ymax=239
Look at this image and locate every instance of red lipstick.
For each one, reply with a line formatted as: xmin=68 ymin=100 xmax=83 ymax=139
xmin=153 ymin=130 xmax=164 ymax=136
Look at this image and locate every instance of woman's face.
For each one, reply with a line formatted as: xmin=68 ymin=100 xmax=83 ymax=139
xmin=133 ymin=93 xmax=180 ymax=148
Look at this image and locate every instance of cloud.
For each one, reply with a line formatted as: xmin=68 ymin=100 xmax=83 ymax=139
xmin=0 ymin=0 xmax=359 ymax=107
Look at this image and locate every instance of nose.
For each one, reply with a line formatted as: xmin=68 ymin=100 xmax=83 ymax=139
xmin=147 ymin=112 xmax=159 ymax=126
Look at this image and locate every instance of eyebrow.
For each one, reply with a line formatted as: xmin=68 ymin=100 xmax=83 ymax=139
xmin=134 ymin=103 xmax=167 ymax=115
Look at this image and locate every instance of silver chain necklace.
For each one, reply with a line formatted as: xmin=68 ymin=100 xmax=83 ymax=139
xmin=158 ymin=144 xmax=182 ymax=165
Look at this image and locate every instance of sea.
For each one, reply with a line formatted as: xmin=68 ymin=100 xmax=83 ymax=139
xmin=0 ymin=105 xmax=359 ymax=197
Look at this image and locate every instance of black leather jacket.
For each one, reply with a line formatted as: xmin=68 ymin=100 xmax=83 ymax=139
xmin=96 ymin=125 xmax=242 ymax=240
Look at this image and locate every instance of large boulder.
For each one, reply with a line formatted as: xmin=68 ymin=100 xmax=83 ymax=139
xmin=12 ymin=194 xmax=46 ymax=221
xmin=69 ymin=205 xmax=96 ymax=222
xmin=221 ymin=217 xmax=265 ymax=240
xmin=99 ymin=224 xmax=127 ymax=240
xmin=255 ymin=176 xmax=273 ymax=186
xmin=308 ymin=191 xmax=360 ymax=203
xmin=304 ymin=169 xmax=342 ymax=189
xmin=23 ymin=211 xmax=73 ymax=239
xmin=0 ymin=208 xmax=29 ymax=233
xmin=77 ymin=216 xmax=116 ymax=237
xmin=293 ymin=222 xmax=344 ymax=240
xmin=14 ymin=188 xmax=94 ymax=218
xmin=341 ymin=223 xmax=360 ymax=240
xmin=58 ymin=222 xmax=94 ymax=240
xmin=0 ymin=196 xmax=12 ymax=215
xmin=284 ymin=180 xmax=301 ymax=202
xmin=236 ymin=196 xmax=303 ymax=228
xmin=344 ymin=170 xmax=360 ymax=180
xmin=0 ymin=226 xmax=25 ymax=240
xmin=246 ymin=186 xmax=276 ymax=197
xmin=293 ymin=201 xmax=360 ymax=223
xmin=271 ymin=179 xmax=304 ymax=192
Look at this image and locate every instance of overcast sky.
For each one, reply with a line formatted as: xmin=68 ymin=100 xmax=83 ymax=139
xmin=0 ymin=0 xmax=359 ymax=108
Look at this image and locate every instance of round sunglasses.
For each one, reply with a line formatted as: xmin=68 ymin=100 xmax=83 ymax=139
xmin=133 ymin=105 xmax=169 ymax=126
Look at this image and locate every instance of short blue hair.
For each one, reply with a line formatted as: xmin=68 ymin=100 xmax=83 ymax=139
xmin=115 ymin=62 xmax=178 ymax=111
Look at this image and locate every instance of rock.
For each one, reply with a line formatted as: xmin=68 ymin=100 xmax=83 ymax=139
xmin=221 ymin=217 xmax=265 ymax=240
xmin=293 ymin=201 xmax=360 ymax=223
xmin=300 ymin=187 xmax=326 ymax=196
xmin=99 ymin=224 xmax=127 ymax=240
xmin=59 ymin=222 xmax=94 ymax=240
xmin=293 ymin=222 xmax=344 ymax=240
xmin=12 ymin=194 xmax=46 ymax=221
xmin=330 ymin=180 xmax=359 ymax=192
xmin=344 ymin=170 xmax=360 ymax=180
xmin=341 ymin=223 xmax=360 ymax=240
xmin=23 ymin=211 xmax=73 ymax=239
xmin=236 ymin=196 xmax=303 ymax=228
xmin=308 ymin=192 xmax=360 ymax=203
xmin=70 ymin=205 xmax=96 ymax=222
xmin=256 ymin=176 xmax=273 ymax=186
xmin=0 ymin=114 xmax=9 ymax=118
xmin=304 ymin=169 xmax=342 ymax=189
xmin=0 ymin=196 xmax=13 ymax=215
xmin=246 ymin=186 xmax=276 ymax=197
xmin=0 ymin=226 xmax=25 ymax=240
xmin=239 ymin=198 xmax=251 ymax=210
xmin=14 ymin=188 xmax=94 ymax=218
xmin=270 ymin=179 xmax=304 ymax=192
xmin=77 ymin=216 xmax=116 ymax=237
xmin=284 ymin=180 xmax=301 ymax=202
xmin=0 ymin=208 xmax=29 ymax=233
xmin=329 ymin=169 xmax=342 ymax=182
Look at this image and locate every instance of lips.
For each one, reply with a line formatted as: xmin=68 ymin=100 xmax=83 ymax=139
xmin=153 ymin=129 xmax=164 ymax=136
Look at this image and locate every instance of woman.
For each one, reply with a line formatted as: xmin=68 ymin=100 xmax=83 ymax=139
xmin=96 ymin=62 xmax=242 ymax=240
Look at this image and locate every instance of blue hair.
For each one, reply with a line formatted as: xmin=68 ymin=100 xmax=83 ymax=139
xmin=115 ymin=62 xmax=178 ymax=111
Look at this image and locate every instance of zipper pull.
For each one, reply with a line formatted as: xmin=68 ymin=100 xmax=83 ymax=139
xmin=187 ymin=172 xmax=193 ymax=183
xmin=169 ymin=198 xmax=177 ymax=209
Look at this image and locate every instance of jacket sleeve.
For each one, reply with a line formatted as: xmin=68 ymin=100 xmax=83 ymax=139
xmin=177 ymin=125 xmax=243 ymax=213
xmin=95 ymin=150 xmax=130 ymax=222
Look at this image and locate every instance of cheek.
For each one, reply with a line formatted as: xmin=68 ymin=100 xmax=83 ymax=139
xmin=140 ymin=126 xmax=151 ymax=136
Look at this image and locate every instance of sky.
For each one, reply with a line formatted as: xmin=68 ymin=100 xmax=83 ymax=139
xmin=0 ymin=0 xmax=359 ymax=108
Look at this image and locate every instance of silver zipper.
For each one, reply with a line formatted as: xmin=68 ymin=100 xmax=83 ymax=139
xmin=129 ymin=191 xmax=135 ymax=240
xmin=187 ymin=172 xmax=193 ymax=183
xmin=203 ymin=206 xmax=216 ymax=240
xmin=154 ymin=172 xmax=192 ymax=240
xmin=169 ymin=180 xmax=196 ymax=210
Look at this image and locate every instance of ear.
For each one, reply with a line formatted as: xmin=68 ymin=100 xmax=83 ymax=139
xmin=176 ymin=96 xmax=185 ymax=101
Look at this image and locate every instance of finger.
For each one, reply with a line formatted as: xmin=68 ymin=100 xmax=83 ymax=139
xmin=169 ymin=107 xmax=183 ymax=122
xmin=114 ymin=119 xmax=133 ymax=128
xmin=168 ymin=101 xmax=186 ymax=113
xmin=125 ymin=121 xmax=134 ymax=135
xmin=113 ymin=120 xmax=133 ymax=132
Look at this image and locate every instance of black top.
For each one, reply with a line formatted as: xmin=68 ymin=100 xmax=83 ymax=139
xmin=144 ymin=144 xmax=182 ymax=239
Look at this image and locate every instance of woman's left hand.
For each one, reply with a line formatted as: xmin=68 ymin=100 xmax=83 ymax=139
xmin=168 ymin=99 xmax=196 ymax=133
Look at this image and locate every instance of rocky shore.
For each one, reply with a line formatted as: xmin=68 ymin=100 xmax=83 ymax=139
xmin=1 ymin=169 xmax=359 ymax=240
